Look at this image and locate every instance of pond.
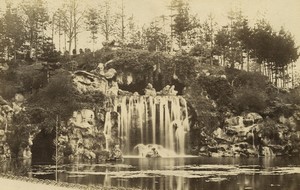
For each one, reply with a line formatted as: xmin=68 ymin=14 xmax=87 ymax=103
xmin=1 ymin=156 xmax=300 ymax=190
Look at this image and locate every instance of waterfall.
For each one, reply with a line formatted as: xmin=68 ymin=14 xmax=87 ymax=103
xmin=262 ymin=146 xmax=274 ymax=157
xmin=105 ymin=95 xmax=190 ymax=156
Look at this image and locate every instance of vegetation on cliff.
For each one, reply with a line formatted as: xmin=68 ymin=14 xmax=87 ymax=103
xmin=1 ymin=47 xmax=300 ymax=159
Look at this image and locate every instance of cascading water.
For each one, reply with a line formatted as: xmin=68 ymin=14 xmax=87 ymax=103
xmin=105 ymin=95 xmax=190 ymax=156
xmin=262 ymin=146 xmax=274 ymax=157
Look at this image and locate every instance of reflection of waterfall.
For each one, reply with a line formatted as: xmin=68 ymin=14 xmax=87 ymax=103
xmin=105 ymin=96 xmax=189 ymax=155
xmin=103 ymin=112 xmax=112 ymax=150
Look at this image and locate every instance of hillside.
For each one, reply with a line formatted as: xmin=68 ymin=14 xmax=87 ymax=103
xmin=1 ymin=48 xmax=300 ymax=161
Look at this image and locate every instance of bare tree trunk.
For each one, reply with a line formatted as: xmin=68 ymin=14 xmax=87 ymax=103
xmin=105 ymin=1 xmax=110 ymax=41
xmin=282 ymin=66 xmax=286 ymax=88
xmin=247 ymin=51 xmax=250 ymax=72
xmin=275 ymin=67 xmax=278 ymax=87
xmin=52 ymin=15 xmax=55 ymax=45
xmin=68 ymin=6 xmax=73 ymax=54
xmin=64 ymin=32 xmax=67 ymax=52
xmin=73 ymin=0 xmax=77 ymax=54
xmin=170 ymin=8 xmax=173 ymax=53
xmin=292 ymin=62 xmax=295 ymax=88
xmin=121 ymin=0 xmax=125 ymax=45
xmin=58 ymin=24 xmax=61 ymax=52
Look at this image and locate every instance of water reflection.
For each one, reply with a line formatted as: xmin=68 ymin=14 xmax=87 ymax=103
xmin=1 ymin=157 xmax=300 ymax=190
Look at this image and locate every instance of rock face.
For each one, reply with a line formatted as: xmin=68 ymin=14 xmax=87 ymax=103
xmin=58 ymin=108 xmax=113 ymax=162
xmin=202 ymin=111 xmax=300 ymax=158
xmin=0 ymin=94 xmax=38 ymax=160
xmin=0 ymin=96 xmax=14 ymax=159
xmin=72 ymin=66 xmax=130 ymax=97
xmin=72 ymin=70 xmax=109 ymax=94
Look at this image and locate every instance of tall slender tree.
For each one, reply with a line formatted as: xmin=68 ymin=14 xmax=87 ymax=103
xmin=99 ymin=0 xmax=119 ymax=42
xmin=215 ymin=26 xmax=230 ymax=66
xmin=60 ymin=0 xmax=84 ymax=54
xmin=2 ymin=2 xmax=26 ymax=60
xmin=144 ymin=21 xmax=168 ymax=52
xmin=202 ymin=13 xmax=217 ymax=64
xmin=171 ymin=0 xmax=191 ymax=49
xmin=21 ymin=0 xmax=49 ymax=59
xmin=53 ymin=8 xmax=68 ymax=53
xmin=85 ymin=8 xmax=100 ymax=55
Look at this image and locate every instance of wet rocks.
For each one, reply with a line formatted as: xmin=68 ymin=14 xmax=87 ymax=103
xmin=144 ymin=83 xmax=157 ymax=96
xmin=203 ymin=111 xmax=300 ymax=158
xmin=157 ymin=85 xmax=178 ymax=96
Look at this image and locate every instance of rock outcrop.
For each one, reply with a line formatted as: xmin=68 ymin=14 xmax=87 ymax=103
xmin=58 ymin=108 xmax=115 ymax=162
xmin=72 ymin=70 xmax=109 ymax=94
xmin=0 ymin=96 xmax=14 ymax=159
xmin=201 ymin=111 xmax=300 ymax=157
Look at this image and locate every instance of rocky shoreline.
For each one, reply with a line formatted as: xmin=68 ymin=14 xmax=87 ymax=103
xmin=194 ymin=111 xmax=300 ymax=158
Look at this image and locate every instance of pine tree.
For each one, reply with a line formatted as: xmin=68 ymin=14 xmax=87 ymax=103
xmin=170 ymin=0 xmax=191 ymax=49
xmin=21 ymin=0 xmax=49 ymax=60
xmin=2 ymin=2 xmax=26 ymax=60
xmin=85 ymin=8 xmax=100 ymax=55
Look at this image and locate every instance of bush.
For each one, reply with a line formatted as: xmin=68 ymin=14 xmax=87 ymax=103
xmin=233 ymin=88 xmax=267 ymax=114
xmin=27 ymin=70 xmax=80 ymax=120
xmin=260 ymin=118 xmax=281 ymax=143
xmin=170 ymin=55 xmax=198 ymax=85
xmin=185 ymin=80 xmax=223 ymax=134
xmin=225 ymin=67 xmax=268 ymax=90
xmin=197 ymin=75 xmax=234 ymax=107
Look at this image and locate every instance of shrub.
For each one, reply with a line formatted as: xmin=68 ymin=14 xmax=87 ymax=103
xmin=27 ymin=70 xmax=80 ymax=121
xmin=225 ymin=67 xmax=268 ymax=90
xmin=197 ymin=75 xmax=234 ymax=107
xmin=233 ymin=88 xmax=267 ymax=114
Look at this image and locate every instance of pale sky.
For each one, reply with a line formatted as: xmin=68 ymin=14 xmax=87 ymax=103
xmin=1 ymin=0 xmax=300 ymax=67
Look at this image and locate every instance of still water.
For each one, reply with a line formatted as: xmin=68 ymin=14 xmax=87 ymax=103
xmin=1 ymin=156 xmax=300 ymax=190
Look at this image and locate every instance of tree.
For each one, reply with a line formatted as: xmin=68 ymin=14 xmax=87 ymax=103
xmin=144 ymin=21 xmax=168 ymax=52
xmin=170 ymin=0 xmax=191 ymax=49
xmin=60 ymin=0 xmax=84 ymax=54
xmin=125 ymin=15 xmax=143 ymax=48
xmin=53 ymin=8 xmax=68 ymax=52
xmin=99 ymin=0 xmax=119 ymax=42
xmin=252 ymin=19 xmax=299 ymax=87
xmin=232 ymin=16 xmax=253 ymax=71
xmin=186 ymin=15 xmax=201 ymax=47
xmin=202 ymin=13 xmax=218 ymax=65
xmin=0 ymin=17 xmax=5 ymax=60
xmin=226 ymin=9 xmax=245 ymax=69
xmin=119 ymin=0 xmax=126 ymax=44
xmin=2 ymin=2 xmax=26 ymax=60
xmin=215 ymin=27 xmax=230 ymax=66
xmin=270 ymin=28 xmax=299 ymax=87
xmin=21 ymin=0 xmax=49 ymax=59
xmin=85 ymin=8 xmax=100 ymax=55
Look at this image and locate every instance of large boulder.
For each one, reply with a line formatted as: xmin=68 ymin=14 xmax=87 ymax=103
xmin=157 ymin=85 xmax=178 ymax=96
xmin=243 ymin=112 xmax=263 ymax=125
xmin=144 ymin=83 xmax=157 ymax=96
xmin=213 ymin=128 xmax=233 ymax=142
xmin=225 ymin=116 xmax=244 ymax=127
xmin=279 ymin=115 xmax=298 ymax=131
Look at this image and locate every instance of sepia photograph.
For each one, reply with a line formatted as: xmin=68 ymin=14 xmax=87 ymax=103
xmin=0 ymin=0 xmax=300 ymax=189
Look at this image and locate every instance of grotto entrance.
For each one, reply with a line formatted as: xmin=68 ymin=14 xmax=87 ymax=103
xmin=31 ymin=129 xmax=55 ymax=164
